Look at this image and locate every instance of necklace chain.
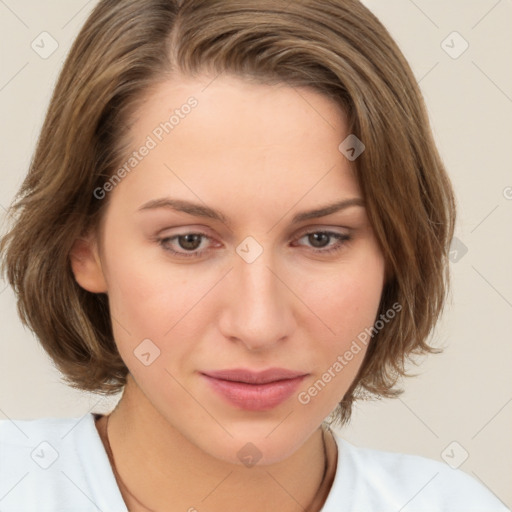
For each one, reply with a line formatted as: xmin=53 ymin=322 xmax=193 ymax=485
xmin=104 ymin=414 xmax=159 ymax=512
xmin=103 ymin=414 xmax=332 ymax=512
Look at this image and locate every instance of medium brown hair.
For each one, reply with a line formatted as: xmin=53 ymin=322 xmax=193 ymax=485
xmin=0 ymin=0 xmax=455 ymax=424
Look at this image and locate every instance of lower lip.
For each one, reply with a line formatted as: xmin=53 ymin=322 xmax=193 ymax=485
xmin=201 ymin=374 xmax=306 ymax=411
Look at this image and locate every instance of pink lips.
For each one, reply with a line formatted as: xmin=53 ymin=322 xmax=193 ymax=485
xmin=201 ymin=368 xmax=308 ymax=411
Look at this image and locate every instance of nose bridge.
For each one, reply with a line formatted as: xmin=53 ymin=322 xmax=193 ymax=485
xmin=219 ymin=245 xmax=294 ymax=349
xmin=240 ymin=254 xmax=280 ymax=308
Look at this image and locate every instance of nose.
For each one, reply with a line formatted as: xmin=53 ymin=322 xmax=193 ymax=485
xmin=217 ymin=249 xmax=296 ymax=351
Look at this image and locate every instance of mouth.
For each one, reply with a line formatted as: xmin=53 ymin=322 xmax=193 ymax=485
xmin=200 ymin=368 xmax=308 ymax=411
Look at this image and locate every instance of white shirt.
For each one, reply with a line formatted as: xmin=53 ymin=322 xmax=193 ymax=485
xmin=0 ymin=413 xmax=508 ymax=511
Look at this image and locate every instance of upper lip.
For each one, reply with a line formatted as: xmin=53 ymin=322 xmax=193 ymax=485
xmin=202 ymin=368 xmax=308 ymax=384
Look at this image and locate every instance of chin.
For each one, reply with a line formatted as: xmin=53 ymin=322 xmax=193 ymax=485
xmin=213 ymin=435 xmax=306 ymax=467
xmin=191 ymin=416 xmax=321 ymax=467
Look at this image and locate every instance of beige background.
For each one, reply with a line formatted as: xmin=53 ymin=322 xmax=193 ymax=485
xmin=1 ymin=0 xmax=511 ymax=507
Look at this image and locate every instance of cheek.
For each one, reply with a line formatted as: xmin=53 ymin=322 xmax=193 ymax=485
xmin=105 ymin=264 xmax=174 ymax=337
xmin=101 ymin=232 xmax=209 ymax=339
xmin=103 ymin=257 xmax=204 ymax=399
xmin=298 ymin=251 xmax=385 ymax=345
xmin=292 ymin=247 xmax=385 ymax=408
xmin=101 ymin=237 xmax=225 ymax=383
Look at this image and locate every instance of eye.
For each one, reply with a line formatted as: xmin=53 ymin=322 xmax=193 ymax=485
xmin=158 ymin=233 xmax=213 ymax=259
xmin=157 ymin=229 xmax=351 ymax=260
xmin=294 ymin=230 xmax=351 ymax=255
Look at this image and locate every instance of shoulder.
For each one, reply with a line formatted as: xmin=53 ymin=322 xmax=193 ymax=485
xmin=323 ymin=432 xmax=509 ymax=512
xmin=0 ymin=413 xmax=127 ymax=511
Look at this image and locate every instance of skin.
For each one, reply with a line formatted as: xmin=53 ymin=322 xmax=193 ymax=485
xmin=71 ymin=73 xmax=386 ymax=511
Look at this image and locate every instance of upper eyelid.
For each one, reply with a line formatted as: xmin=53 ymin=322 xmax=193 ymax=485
xmin=157 ymin=223 xmax=351 ymax=236
xmin=159 ymin=226 xmax=350 ymax=240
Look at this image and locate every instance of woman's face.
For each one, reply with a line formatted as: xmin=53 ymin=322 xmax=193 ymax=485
xmin=81 ymin=74 xmax=386 ymax=464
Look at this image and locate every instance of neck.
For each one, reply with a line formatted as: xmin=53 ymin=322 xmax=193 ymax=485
xmin=96 ymin=375 xmax=337 ymax=512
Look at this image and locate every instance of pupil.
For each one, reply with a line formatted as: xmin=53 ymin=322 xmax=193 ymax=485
xmin=179 ymin=234 xmax=201 ymax=250
xmin=309 ymin=233 xmax=329 ymax=248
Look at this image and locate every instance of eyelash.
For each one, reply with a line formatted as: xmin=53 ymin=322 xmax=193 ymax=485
xmin=157 ymin=230 xmax=351 ymax=259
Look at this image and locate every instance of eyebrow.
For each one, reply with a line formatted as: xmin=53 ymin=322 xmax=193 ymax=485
xmin=138 ymin=197 xmax=365 ymax=227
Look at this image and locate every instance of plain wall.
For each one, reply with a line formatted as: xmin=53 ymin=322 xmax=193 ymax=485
xmin=1 ymin=0 xmax=511 ymax=507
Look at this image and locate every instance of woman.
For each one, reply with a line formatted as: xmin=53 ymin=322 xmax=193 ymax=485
xmin=0 ymin=0 xmax=507 ymax=510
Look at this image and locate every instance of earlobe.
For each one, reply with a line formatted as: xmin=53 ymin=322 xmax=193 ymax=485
xmin=69 ymin=235 xmax=108 ymax=293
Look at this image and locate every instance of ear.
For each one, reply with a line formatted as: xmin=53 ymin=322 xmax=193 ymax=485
xmin=69 ymin=233 xmax=108 ymax=293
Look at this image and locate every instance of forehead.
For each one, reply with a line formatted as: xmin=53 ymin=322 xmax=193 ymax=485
xmin=109 ymin=73 xmax=361 ymax=218
xmin=131 ymin=73 xmax=349 ymax=156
